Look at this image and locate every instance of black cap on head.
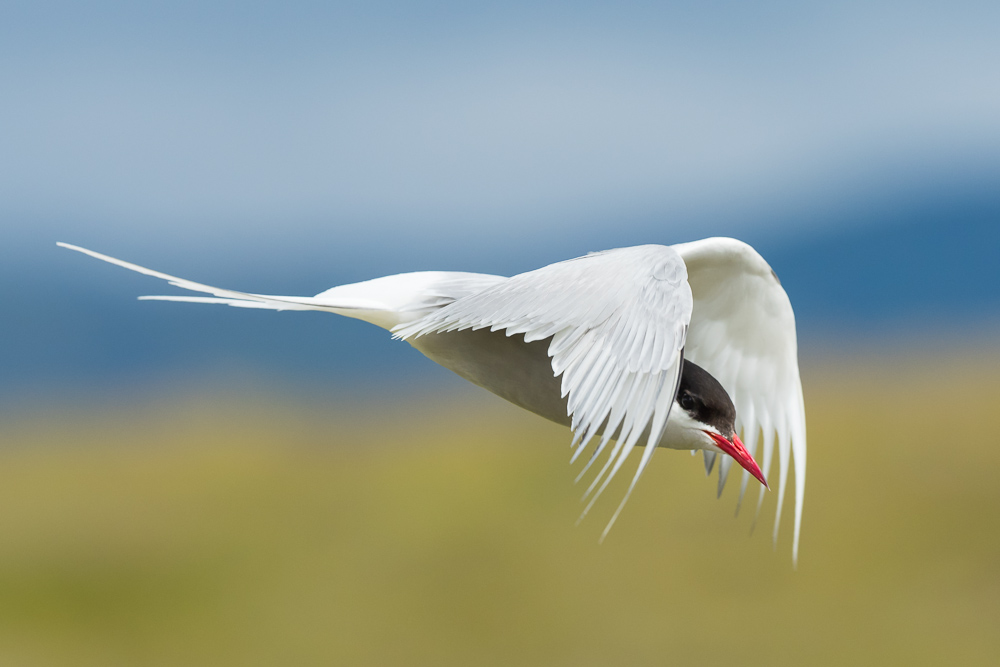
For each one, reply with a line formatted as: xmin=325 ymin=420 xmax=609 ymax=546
xmin=676 ymin=358 xmax=736 ymax=437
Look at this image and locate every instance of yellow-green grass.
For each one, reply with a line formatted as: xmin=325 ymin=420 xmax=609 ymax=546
xmin=1 ymin=353 xmax=999 ymax=666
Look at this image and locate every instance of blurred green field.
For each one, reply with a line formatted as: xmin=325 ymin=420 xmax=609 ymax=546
xmin=1 ymin=352 xmax=999 ymax=666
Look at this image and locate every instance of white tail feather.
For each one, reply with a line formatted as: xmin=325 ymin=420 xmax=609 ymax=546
xmin=58 ymin=242 xmax=504 ymax=330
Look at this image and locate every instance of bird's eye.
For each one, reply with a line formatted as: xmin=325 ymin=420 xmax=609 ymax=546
xmin=679 ymin=392 xmax=695 ymax=410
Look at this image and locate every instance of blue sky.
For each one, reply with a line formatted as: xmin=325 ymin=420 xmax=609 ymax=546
xmin=4 ymin=1 xmax=999 ymax=256
xmin=2 ymin=1 xmax=999 ymax=402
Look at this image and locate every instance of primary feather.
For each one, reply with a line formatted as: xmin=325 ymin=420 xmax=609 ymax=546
xmin=674 ymin=238 xmax=807 ymax=564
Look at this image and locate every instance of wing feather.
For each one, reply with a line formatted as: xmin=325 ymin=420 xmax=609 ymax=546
xmin=673 ymin=237 xmax=807 ymax=564
xmin=396 ymin=245 xmax=692 ymax=535
xmin=734 ymin=399 xmax=758 ymax=515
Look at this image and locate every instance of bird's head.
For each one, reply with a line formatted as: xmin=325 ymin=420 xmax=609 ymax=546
xmin=675 ymin=360 xmax=768 ymax=488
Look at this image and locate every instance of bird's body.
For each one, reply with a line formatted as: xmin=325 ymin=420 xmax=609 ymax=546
xmin=59 ymin=237 xmax=806 ymax=561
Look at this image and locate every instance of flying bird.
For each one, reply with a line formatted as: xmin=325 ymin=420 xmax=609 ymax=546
xmin=59 ymin=238 xmax=806 ymax=561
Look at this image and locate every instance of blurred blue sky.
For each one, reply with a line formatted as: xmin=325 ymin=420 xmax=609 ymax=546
xmin=2 ymin=1 xmax=999 ymax=404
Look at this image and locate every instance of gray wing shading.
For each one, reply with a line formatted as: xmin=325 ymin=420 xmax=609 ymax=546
xmin=395 ymin=245 xmax=693 ymax=537
xmin=673 ymin=237 xmax=807 ymax=564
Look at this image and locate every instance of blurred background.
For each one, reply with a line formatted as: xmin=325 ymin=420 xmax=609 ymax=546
xmin=2 ymin=1 xmax=999 ymax=664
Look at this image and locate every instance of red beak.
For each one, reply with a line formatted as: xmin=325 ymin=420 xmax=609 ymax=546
xmin=706 ymin=431 xmax=768 ymax=489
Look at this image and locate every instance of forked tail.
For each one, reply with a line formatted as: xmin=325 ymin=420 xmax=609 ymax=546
xmin=57 ymin=243 xmax=505 ymax=330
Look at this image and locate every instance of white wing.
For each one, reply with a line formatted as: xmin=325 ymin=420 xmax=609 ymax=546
xmin=396 ymin=245 xmax=693 ymax=537
xmin=673 ymin=237 xmax=807 ymax=564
